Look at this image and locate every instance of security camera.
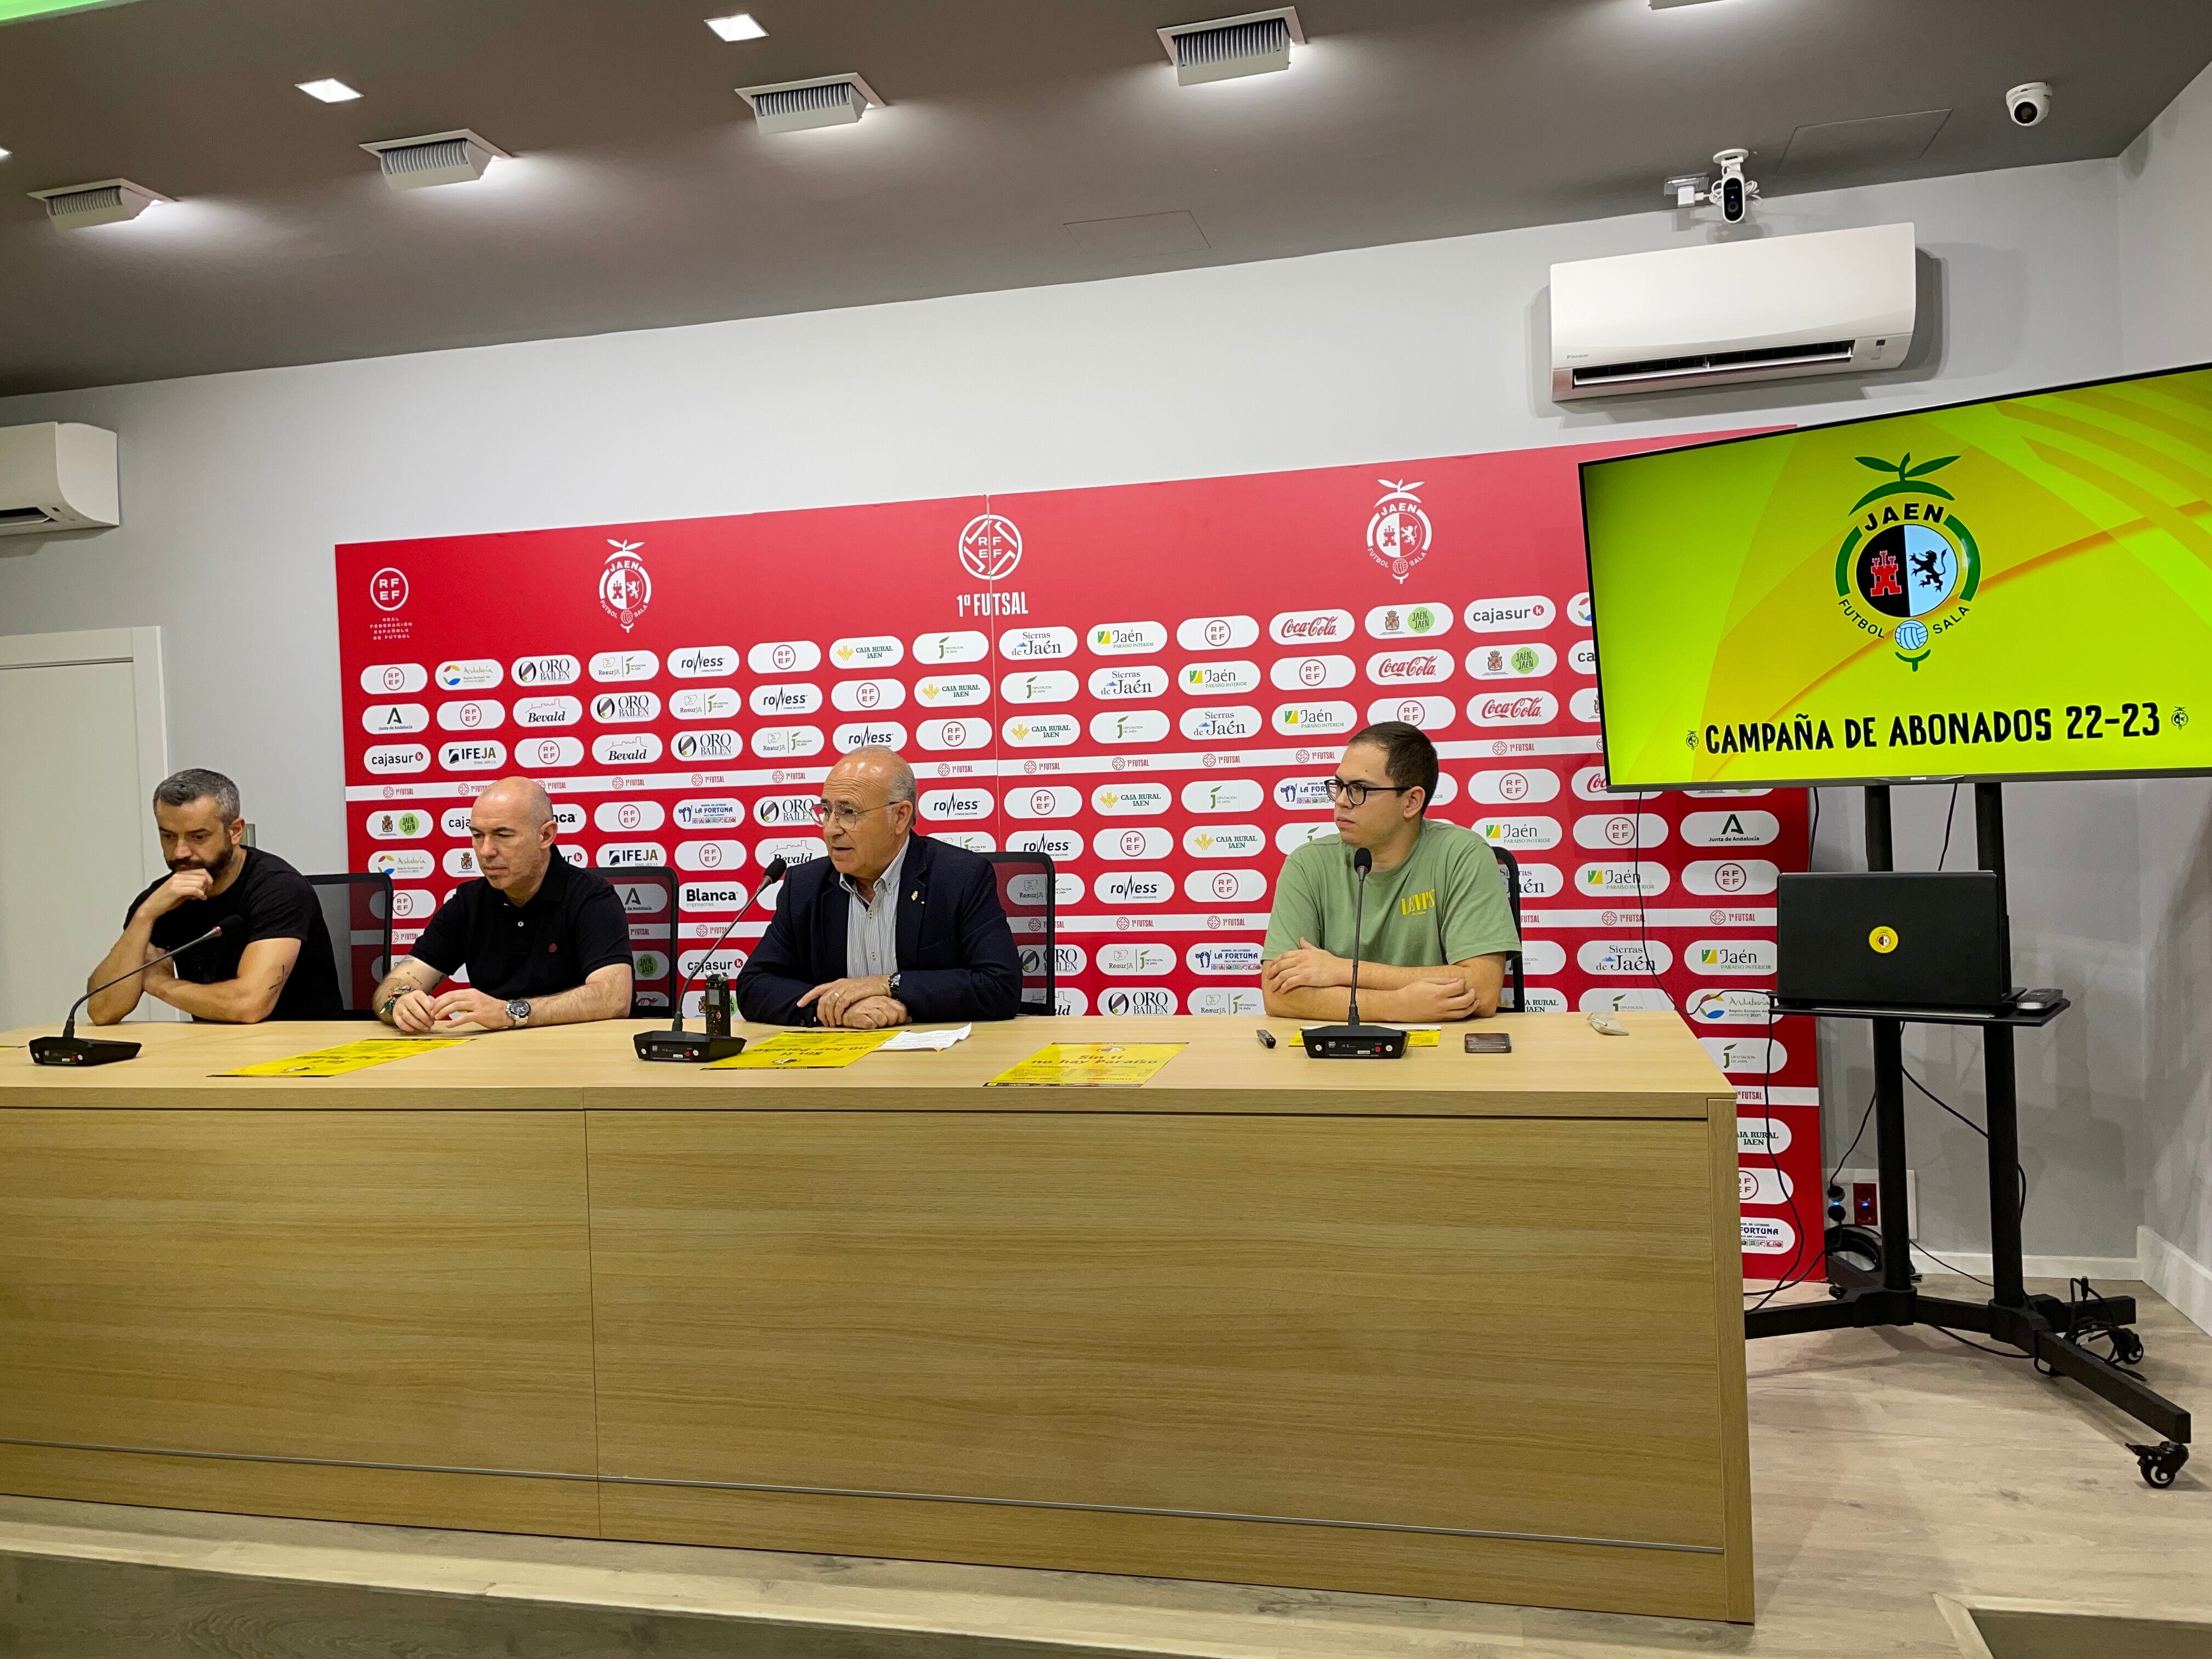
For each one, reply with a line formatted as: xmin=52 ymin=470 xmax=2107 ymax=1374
xmin=1712 ymin=148 xmax=1759 ymax=223
xmin=2007 ymin=81 xmax=2052 ymax=127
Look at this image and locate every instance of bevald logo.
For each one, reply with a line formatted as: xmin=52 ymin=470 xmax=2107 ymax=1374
xmin=1832 ymin=452 xmax=1981 ymax=670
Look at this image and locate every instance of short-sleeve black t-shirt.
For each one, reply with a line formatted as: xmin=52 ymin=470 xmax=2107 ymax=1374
xmin=408 ymin=853 xmax=631 ymax=1001
xmin=123 ymin=847 xmax=345 ymax=1021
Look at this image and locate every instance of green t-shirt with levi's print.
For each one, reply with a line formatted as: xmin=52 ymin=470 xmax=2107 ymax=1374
xmin=1262 ymin=820 xmax=1519 ymax=969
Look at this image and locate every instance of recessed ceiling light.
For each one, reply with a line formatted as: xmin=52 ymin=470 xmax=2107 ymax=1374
xmin=0 ymin=148 xmax=11 ymax=162
xmin=296 ymin=77 xmax=361 ymax=102
xmin=1159 ymin=9 xmax=1304 ymax=86
xmin=27 ymin=176 xmax=173 ymax=229
xmin=705 ymin=13 xmax=766 ymax=41
xmin=360 ymin=129 xmax=510 ymax=189
xmin=737 ymin=75 xmax=883 ymax=133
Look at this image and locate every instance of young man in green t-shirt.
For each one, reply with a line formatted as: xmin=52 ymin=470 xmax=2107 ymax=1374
xmin=1261 ymin=722 xmax=1519 ymax=1023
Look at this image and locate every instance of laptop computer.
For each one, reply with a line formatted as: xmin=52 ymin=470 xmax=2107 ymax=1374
xmin=1776 ymin=872 xmax=2011 ymax=1012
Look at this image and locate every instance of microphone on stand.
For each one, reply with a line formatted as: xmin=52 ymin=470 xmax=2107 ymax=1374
xmin=634 ymin=857 xmax=786 ymax=1062
xmin=31 ymin=913 xmax=246 ymax=1066
xmin=1300 ymin=847 xmax=1408 ymax=1060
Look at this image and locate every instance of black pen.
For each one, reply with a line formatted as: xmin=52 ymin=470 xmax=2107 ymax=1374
xmin=1255 ymin=1028 xmax=1276 ymax=1049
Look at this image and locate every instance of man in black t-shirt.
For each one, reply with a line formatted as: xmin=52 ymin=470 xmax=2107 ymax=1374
xmin=86 ymin=768 xmax=345 ymax=1025
xmin=370 ymin=776 xmax=633 ymax=1034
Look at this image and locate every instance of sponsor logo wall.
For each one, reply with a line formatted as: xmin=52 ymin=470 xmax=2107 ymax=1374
xmin=337 ymin=439 xmax=1818 ymax=1271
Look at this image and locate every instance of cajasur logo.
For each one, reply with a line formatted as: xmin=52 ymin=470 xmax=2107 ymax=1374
xmin=1832 ymin=453 xmax=1983 ymax=670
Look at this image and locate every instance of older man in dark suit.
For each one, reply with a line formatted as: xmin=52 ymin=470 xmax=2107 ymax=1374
xmin=735 ymin=748 xmax=1021 ymax=1028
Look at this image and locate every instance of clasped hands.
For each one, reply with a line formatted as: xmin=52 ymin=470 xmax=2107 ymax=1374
xmin=1261 ymin=936 xmax=1481 ymax=1022
xmin=386 ymin=986 xmax=516 ymax=1034
xmin=798 ymin=975 xmax=910 ymax=1029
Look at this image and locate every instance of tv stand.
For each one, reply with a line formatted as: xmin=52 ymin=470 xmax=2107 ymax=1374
xmin=1748 ymin=781 xmax=2192 ymax=1489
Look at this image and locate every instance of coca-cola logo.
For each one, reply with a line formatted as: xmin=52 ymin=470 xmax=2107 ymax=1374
xmin=1481 ymin=696 xmax=1549 ymax=719
xmin=1277 ymin=618 xmax=1342 ymax=639
xmin=1375 ymin=653 xmax=1441 ymax=680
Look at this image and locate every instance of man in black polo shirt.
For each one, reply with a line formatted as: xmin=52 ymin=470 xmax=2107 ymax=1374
xmin=87 ymin=768 xmax=345 ymax=1024
xmin=371 ymin=776 xmax=633 ymax=1034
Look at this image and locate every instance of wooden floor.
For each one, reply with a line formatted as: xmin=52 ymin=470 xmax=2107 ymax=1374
xmin=2 ymin=1277 xmax=2206 ymax=1659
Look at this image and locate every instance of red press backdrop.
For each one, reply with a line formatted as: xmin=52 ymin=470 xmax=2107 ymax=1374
xmin=337 ymin=436 xmax=1821 ymax=1273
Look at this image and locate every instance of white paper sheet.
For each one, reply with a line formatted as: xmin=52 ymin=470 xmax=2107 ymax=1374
xmin=881 ymin=1023 xmax=974 ymax=1051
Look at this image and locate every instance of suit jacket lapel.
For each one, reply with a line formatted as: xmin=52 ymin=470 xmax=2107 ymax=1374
xmin=895 ymin=835 xmax=930 ymax=969
xmin=817 ymin=868 xmax=852 ymax=978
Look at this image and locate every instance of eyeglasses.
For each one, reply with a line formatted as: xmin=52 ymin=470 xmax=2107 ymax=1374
xmin=810 ymin=799 xmax=901 ymax=829
xmin=1324 ymin=777 xmax=1414 ymax=807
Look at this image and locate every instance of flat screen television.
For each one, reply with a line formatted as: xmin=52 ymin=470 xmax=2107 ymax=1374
xmin=1579 ymin=362 xmax=2212 ymax=788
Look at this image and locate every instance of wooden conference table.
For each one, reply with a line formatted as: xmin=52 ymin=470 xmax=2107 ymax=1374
xmin=0 ymin=1014 xmax=1751 ymax=1623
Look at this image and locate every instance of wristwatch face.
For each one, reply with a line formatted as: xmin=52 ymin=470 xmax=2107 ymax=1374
xmin=506 ymin=998 xmax=530 ymax=1026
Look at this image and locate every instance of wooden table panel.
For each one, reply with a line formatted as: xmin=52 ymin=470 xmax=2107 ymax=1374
xmin=589 ymin=1110 xmax=1728 ymax=1551
xmin=0 ymin=1110 xmax=597 ymax=1476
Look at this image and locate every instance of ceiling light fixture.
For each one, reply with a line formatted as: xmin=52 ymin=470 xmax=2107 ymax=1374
xmin=1158 ymin=7 xmax=1303 ymax=86
xmin=736 ymin=74 xmax=883 ymax=133
xmin=359 ymin=129 xmax=510 ymax=189
xmin=27 ymin=176 xmax=172 ymax=228
xmin=0 ymin=148 xmax=11 ymax=162
xmin=704 ymin=12 xmax=766 ymax=41
xmin=296 ymin=77 xmax=361 ymax=103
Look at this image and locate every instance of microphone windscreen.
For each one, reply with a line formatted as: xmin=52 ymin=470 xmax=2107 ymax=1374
xmin=761 ymin=856 xmax=788 ymax=885
xmin=213 ymin=913 xmax=246 ymax=936
xmin=1352 ymin=847 xmax=1373 ymax=874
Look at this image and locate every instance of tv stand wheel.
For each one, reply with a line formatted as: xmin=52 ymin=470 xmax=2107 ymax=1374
xmin=2129 ymin=1441 xmax=2188 ymax=1488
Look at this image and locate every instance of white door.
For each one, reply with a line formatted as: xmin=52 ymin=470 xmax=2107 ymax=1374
xmin=0 ymin=629 xmax=167 ymax=1031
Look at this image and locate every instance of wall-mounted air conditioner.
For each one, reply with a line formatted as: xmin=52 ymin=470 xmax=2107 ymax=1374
xmin=1549 ymin=223 xmax=1917 ymax=401
xmin=0 ymin=422 xmax=119 ymax=535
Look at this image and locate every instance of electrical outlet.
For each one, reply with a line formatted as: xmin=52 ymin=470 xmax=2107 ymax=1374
xmin=1836 ymin=1168 xmax=1918 ymax=1235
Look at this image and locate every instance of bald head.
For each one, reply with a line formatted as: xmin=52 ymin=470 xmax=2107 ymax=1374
xmin=468 ymin=776 xmax=559 ymax=898
xmin=820 ymin=748 xmax=916 ymax=884
xmin=832 ymin=747 xmax=916 ymax=804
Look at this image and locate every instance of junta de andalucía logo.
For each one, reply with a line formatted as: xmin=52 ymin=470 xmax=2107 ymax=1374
xmin=1833 ymin=452 xmax=1981 ymax=671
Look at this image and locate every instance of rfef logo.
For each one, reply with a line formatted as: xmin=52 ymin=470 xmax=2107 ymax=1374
xmin=598 ymin=540 xmax=652 ymax=632
xmin=958 ymin=512 xmax=1022 ymax=582
xmin=1365 ymin=479 xmax=1433 ymax=583
xmin=1833 ymin=453 xmax=1980 ymax=669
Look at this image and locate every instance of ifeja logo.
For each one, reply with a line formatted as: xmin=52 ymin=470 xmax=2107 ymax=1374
xmin=1832 ymin=453 xmax=1982 ymax=670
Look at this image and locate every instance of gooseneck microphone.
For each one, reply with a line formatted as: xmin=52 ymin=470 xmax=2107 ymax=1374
xmin=1300 ymin=845 xmax=1408 ymax=1060
xmin=31 ymin=913 xmax=245 ymax=1067
xmin=634 ymin=857 xmax=787 ymax=1063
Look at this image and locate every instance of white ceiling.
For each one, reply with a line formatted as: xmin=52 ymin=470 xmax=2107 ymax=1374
xmin=1 ymin=0 xmax=2207 ymax=394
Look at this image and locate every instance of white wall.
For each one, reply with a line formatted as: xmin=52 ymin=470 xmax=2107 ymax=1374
xmin=2120 ymin=63 xmax=2212 ymax=1285
xmin=0 ymin=157 xmax=2142 ymax=1254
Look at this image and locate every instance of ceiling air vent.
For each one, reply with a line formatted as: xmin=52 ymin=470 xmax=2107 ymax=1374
xmin=27 ymin=178 xmax=171 ymax=229
xmin=737 ymin=74 xmax=884 ymax=133
xmin=1159 ymin=8 xmax=1304 ymax=86
xmin=359 ymin=129 xmax=511 ymax=190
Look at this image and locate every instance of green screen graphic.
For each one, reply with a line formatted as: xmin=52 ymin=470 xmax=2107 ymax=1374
xmin=0 ymin=0 xmax=139 ymax=22
xmin=1581 ymin=364 xmax=2212 ymax=787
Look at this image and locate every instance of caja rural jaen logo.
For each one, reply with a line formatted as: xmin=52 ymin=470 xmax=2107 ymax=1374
xmin=1833 ymin=453 xmax=1981 ymax=670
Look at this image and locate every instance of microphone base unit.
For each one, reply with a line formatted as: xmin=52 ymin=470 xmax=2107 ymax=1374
xmin=29 ymin=1036 xmax=143 ymax=1067
xmin=1300 ymin=1023 xmax=1409 ymax=1060
xmin=632 ymin=1030 xmax=747 ymax=1063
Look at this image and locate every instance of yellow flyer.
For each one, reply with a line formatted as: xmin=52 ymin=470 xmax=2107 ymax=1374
xmin=218 ymin=1039 xmax=470 ymax=1077
xmin=706 ymin=1030 xmax=896 ymax=1069
xmin=1289 ymin=1028 xmax=1440 ymax=1047
xmin=986 ymin=1042 xmax=1187 ymax=1087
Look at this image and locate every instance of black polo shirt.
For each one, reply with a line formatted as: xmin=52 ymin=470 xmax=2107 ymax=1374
xmin=409 ymin=853 xmax=631 ymax=1001
xmin=124 ymin=847 xmax=346 ymax=1020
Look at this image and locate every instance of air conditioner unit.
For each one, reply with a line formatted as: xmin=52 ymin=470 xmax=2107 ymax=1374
xmin=1549 ymin=223 xmax=1916 ymax=401
xmin=0 ymin=422 xmax=119 ymax=536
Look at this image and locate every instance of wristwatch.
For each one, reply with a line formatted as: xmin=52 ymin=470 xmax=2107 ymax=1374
xmin=887 ymin=971 xmax=902 ymax=1000
xmin=506 ymin=998 xmax=532 ymax=1029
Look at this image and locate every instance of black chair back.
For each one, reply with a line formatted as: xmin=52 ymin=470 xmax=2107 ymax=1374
xmin=305 ymin=872 xmax=392 ymax=1017
xmin=981 ymin=850 xmax=1057 ymax=1014
xmin=605 ymin=865 xmax=680 ymax=1017
xmin=1487 ymin=844 xmax=1528 ymax=1013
